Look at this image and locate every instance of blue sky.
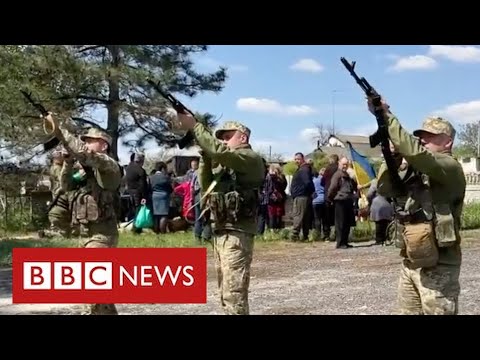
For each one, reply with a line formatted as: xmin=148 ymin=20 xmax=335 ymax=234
xmin=119 ymin=45 xmax=480 ymax=164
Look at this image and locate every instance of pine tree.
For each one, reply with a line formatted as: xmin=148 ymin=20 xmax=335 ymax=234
xmin=0 ymin=45 xmax=227 ymax=161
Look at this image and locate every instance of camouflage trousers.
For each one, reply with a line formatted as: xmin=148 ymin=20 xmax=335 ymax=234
xmin=213 ymin=230 xmax=254 ymax=315
xmin=79 ymin=220 xmax=119 ymax=316
xmin=397 ymin=261 xmax=461 ymax=315
xmin=47 ymin=207 xmax=71 ymax=238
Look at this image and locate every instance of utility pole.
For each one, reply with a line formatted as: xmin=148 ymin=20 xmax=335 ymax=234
xmin=332 ymin=90 xmax=344 ymax=136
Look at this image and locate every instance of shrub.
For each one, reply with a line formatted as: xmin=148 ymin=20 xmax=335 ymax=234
xmin=461 ymin=202 xmax=480 ymax=230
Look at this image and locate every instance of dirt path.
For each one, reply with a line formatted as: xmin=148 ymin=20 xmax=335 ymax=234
xmin=2 ymin=237 xmax=480 ymax=315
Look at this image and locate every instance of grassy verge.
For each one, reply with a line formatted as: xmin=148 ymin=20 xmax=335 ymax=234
xmin=2 ymin=201 xmax=480 ymax=267
xmin=461 ymin=202 xmax=480 ymax=230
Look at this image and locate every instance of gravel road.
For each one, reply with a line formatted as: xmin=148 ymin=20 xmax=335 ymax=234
xmin=2 ymin=233 xmax=480 ymax=315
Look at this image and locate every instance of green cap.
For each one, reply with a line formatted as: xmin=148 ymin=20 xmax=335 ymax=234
xmin=81 ymin=128 xmax=112 ymax=146
xmin=214 ymin=121 xmax=251 ymax=139
xmin=413 ymin=116 xmax=456 ymax=140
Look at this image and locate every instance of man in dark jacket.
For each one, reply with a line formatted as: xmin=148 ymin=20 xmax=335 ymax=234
xmin=124 ymin=153 xmax=149 ymax=232
xmin=327 ymin=156 xmax=357 ymax=249
xmin=290 ymin=152 xmax=315 ymax=241
xmin=320 ymin=154 xmax=339 ymax=240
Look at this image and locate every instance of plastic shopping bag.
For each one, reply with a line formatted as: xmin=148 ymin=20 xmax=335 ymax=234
xmin=134 ymin=204 xmax=154 ymax=229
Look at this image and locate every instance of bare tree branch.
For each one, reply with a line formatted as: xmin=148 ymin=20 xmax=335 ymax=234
xmin=314 ymin=123 xmax=336 ymax=147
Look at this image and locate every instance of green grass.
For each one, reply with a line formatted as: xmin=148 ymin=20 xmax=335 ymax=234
xmin=0 ymin=237 xmax=74 ymax=267
xmin=462 ymin=202 xmax=480 ymax=230
xmin=2 ymin=202 xmax=480 ymax=268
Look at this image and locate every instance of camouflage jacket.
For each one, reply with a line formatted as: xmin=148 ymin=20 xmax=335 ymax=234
xmin=377 ymin=114 xmax=466 ymax=266
xmin=58 ymin=129 xmax=122 ymax=224
xmin=194 ymin=123 xmax=265 ymax=235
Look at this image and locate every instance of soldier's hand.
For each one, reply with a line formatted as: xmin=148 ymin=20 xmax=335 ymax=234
xmin=367 ymin=96 xmax=390 ymax=116
xmin=164 ymin=107 xmax=197 ymax=132
xmin=63 ymin=152 xmax=74 ymax=164
xmin=389 ymin=140 xmax=397 ymax=153
xmin=175 ymin=111 xmax=197 ymax=131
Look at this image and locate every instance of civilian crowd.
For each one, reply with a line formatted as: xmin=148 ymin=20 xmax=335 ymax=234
xmin=256 ymin=152 xmax=394 ymax=249
xmin=122 ymin=153 xmax=211 ymax=242
xmin=121 ymin=151 xmax=394 ymax=247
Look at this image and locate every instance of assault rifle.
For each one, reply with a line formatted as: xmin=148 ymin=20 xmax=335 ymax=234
xmin=20 ymin=90 xmax=66 ymax=213
xmin=20 ymin=90 xmax=60 ymax=152
xmin=340 ymin=57 xmax=404 ymax=195
xmin=147 ymin=79 xmax=196 ymax=149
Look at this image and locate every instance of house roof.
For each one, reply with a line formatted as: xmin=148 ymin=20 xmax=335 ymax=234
xmin=307 ymin=145 xmax=382 ymax=161
xmin=306 ymin=134 xmax=383 ymax=160
xmin=334 ymin=134 xmax=370 ymax=144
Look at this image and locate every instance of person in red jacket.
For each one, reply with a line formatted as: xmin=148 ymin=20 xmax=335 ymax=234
xmin=174 ymin=181 xmax=195 ymax=222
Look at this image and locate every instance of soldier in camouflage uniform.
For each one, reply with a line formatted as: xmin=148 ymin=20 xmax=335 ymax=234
xmin=45 ymin=147 xmax=72 ymax=238
xmin=50 ymin=122 xmax=122 ymax=315
xmin=370 ymin=98 xmax=465 ymax=315
xmin=173 ymin=113 xmax=265 ymax=315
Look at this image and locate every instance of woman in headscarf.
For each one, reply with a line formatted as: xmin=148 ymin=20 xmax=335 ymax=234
xmin=366 ymin=179 xmax=394 ymax=245
xmin=149 ymin=161 xmax=173 ymax=234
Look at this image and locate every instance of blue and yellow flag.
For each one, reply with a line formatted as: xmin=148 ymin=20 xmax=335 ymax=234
xmin=346 ymin=141 xmax=376 ymax=187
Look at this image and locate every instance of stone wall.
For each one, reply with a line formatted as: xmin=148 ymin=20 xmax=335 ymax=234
xmin=465 ymin=174 xmax=480 ymax=204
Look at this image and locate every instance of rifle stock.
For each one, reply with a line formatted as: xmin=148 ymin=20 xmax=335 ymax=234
xmin=340 ymin=57 xmax=405 ymax=197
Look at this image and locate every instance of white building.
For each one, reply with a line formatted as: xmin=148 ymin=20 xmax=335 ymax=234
xmin=458 ymin=156 xmax=480 ymax=174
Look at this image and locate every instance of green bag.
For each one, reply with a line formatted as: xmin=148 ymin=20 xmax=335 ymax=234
xmin=72 ymin=171 xmax=84 ymax=183
xmin=134 ymin=204 xmax=154 ymax=229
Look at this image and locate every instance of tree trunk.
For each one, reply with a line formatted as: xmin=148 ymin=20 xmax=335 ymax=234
xmin=106 ymin=45 xmax=121 ymax=161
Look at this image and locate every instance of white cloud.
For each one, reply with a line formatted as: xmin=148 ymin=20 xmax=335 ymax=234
xmin=236 ymin=97 xmax=317 ymax=116
xmin=388 ymin=55 xmax=438 ymax=72
xmin=431 ymin=100 xmax=480 ymax=124
xmin=428 ymin=45 xmax=480 ymax=63
xmin=252 ymin=129 xmax=323 ymax=161
xmin=290 ymin=58 xmax=324 ymax=73
xmin=196 ymin=56 xmax=248 ymax=72
xmin=300 ymin=128 xmax=319 ymax=142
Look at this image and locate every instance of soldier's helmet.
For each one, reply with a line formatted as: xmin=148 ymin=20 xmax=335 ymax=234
xmin=413 ymin=116 xmax=456 ymax=141
xmin=214 ymin=121 xmax=251 ymax=140
xmin=80 ymin=128 xmax=112 ymax=146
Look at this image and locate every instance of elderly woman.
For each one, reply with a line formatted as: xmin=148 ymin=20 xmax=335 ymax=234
xmin=149 ymin=161 xmax=173 ymax=234
xmin=366 ymin=179 xmax=394 ymax=245
xmin=266 ymin=164 xmax=288 ymax=230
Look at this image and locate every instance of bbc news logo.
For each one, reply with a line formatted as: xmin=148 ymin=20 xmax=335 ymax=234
xmin=12 ymin=248 xmax=207 ymax=304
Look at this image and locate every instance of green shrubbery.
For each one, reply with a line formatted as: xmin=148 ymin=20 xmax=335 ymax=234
xmin=2 ymin=202 xmax=480 ymax=267
xmin=461 ymin=202 xmax=480 ymax=230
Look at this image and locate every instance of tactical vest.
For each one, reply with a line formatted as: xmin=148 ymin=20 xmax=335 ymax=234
xmin=70 ymin=166 xmax=117 ymax=226
xmin=393 ymin=171 xmax=458 ymax=269
xmin=207 ymin=167 xmax=259 ymax=226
